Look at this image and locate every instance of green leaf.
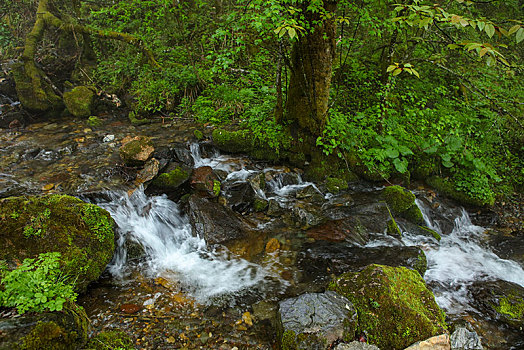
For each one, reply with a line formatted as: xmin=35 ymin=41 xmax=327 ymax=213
xmin=516 ymin=27 xmax=524 ymax=43
xmin=479 ymin=47 xmax=489 ymax=57
xmin=387 ymin=64 xmax=398 ymax=73
xmin=442 ymin=160 xmax=454 ymax=168
xmin=398 ymin=145 xmax=414 ymax=156
xmin=392 ymin=68 xmax=403 ymax=76
xmin=508 ymin=24 xmax=520 ymax=35
xmin=393 ymin=158 xmax=408 ymax=173
xmin=477 ymin=20 xmax=486 ymax=31
xmin=485 ymin=23 xmax=495 ymax=38
xmin=288 ymin=27 xmax=297 ymax=39
xmin=385 ymin=148 xmax=400 ymax=159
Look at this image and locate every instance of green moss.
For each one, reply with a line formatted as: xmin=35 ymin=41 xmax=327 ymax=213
xmin=383 ymin=186 xmax=416 ymax=213
xmin=193 ymin=129 xmax=205 ymax=140
xmin=281 ymin=330 xmax=298 ymax=350
xmin=253 ymin=198 xmax=268 ymax=212
xmin=329 ymin=264 xmax=447 ymax=350
xmin=419 ymin=226 xmax=441 ymax=241
xmin=213 ymin=180 xmax=221 ymax=197
xmin=427 ymin=176 xmax=494 ymax=207
xmin=387 ymin=218 xmax=402 ymax=237
xmin=495 ymin=296 xmax=524 ymax=320
xmin=19 ymin=303 xmax=89 ymax=350
xmin=151 ymin=167 xmax=190 ymax=190
xmin=12 ymin=62 xmax=63 ymax=114
xmin=401 ymin=204 xmax=425 ymax=226
xmin=212 ymin=129 xmax=254 ymax=153
xmin=0 ymin=195 xmax=115 ymax=292
xmin=87 ymin=116 xmax=102 ymax=127
xmin=85 ymin=330 xmax=135 ymax=350
xmin=63 ymin=86 xmax=95 ymax=118
xmin=326 ymin=177 xmax=349 ymax=194
xmin=128 ymin=111 xmax=151 ymax=125
xmin=414 ymin=250 xmax=428 ymax=276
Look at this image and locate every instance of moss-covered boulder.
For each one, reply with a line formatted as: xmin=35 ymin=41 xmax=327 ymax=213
xmin=383 ymin=185 xmax=425 ymax=226
xmin=63 ymin=86 xmax=96 ymax=118
xmin=329 ymin=264 xmax=447 ymax=350
xmin=0 ymin=194 xmax=115 ymax=292
xmin=212 ymin=129 xmax=254 ymax=154
xmin=426 ymin=176 xmax=495 ymax=207
xmin=119 ymin=136 xmax=154 ymax=167
xmin=326 ymin=177 xmax=349 ymax=194
xmin=0 ymin=303 xmax=90 ymax=350
xmin=150 ymin=164 xmax=191 ymax=192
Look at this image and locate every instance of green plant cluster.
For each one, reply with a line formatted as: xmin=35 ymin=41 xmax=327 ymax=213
xmin=0 ymin=252 xmax=77 ymax=314
xmin=80 ymin=204 xmax=114 ymax=242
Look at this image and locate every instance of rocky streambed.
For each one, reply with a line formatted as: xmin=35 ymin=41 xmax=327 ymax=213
xmin=1 ymin=114 xmax=523 ymax=349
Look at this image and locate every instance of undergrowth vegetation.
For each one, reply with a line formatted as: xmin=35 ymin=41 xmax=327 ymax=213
xmin=3 ymin=0 xmax=523 ymax=203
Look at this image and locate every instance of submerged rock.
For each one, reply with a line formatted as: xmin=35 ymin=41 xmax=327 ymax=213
xmin=278 ymin=291 xmax=357 ymax=350
xmin=148 ymin=163 xmax=191 ymax=196
xmin=329 ymin=264 xmax=447 ymax=350
xmin=0 ymin=303 xmax=90 ymax=350
xmin=0 ymin=194 xmax=115 ymax=291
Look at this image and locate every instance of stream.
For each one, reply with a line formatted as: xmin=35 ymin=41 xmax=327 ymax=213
xmin=1 ymin=118 xmax=523 ymax=349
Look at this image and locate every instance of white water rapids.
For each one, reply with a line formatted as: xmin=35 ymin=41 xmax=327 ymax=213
xmin=98 ymin=189 xmax=269 ymax=303
xmin=403 ymin=200 xmax=524 ymax=314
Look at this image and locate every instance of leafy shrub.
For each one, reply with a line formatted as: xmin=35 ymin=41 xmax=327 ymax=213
xmin=0 ymin=252 xmax=77 ymax=314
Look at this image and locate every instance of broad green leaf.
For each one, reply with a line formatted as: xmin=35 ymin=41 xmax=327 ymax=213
xmin=385 ymin=148 xmax=399 ymax=159
xmin=393 ymin=158 xmax=408 ymax=173
xmin=387 ymin=64 xmax=398 ymax=73
xmin=442 ymin=160 xmax=454 ymax=168
xmin=479 ymin=47 xmax=489 ymax=57
xmin=392 ymin=68 xmax=402 ymax=76
xmin=459 ymin=18 xmax=469 ymax=27
xmin=398 ymin=145 xmax=414 ymax=156
xmin=508 ymin=24 xmax=520 ymax=35
xmin=288 ymin=27 xmax=297 ymax=39
xmin=477 ymin=20 xmax=485 ymax=31
xmin=411 ymin=68 xmax=420 ymax=78
xmin=485 ymin=23 xmax=495 ymax=38
xmin=516 ymin=27 xmax=524 ymax=43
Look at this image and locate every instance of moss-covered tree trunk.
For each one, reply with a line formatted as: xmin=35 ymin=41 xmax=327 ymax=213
xmin=14 ymin=0 xmax=159 ymax=115
xmin=285 ymin=1 xmax=337 ymax=136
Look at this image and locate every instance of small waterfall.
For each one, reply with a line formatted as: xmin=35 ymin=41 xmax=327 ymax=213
xmin=408 ymin=201 xmax=524 ymax=313
xmin=98 ymin=189 xmax=270 ymax=303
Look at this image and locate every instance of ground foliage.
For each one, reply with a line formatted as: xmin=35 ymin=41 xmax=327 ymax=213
xmin=3 ymin=0 xmax=523 ymax=202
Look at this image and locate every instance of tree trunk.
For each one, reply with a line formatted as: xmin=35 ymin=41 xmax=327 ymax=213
xmin=285 ymin=1 xmax=337 ymax=136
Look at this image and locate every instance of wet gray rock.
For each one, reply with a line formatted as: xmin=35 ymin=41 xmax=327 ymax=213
xmin=298 ymin=242 xmax=427 ymax=286
xmin=450 ymin=327 xmax=483 ymax=350
xmin=222 ymin=180 xmax=256 ymax=213
xmin=290 ymin=202 xmax=326 ymax=229
xmin=296 ymin=184 xmax=324 ymax=201
xmin=190 ymin=166 xmax=220 ymax=198
xmin=171 ymin=143 xmax=195 ymax=167
xmin=187 ymin=195 xmax=250 ymax=246
xmin=335 ymin=342 xmax=380 ymax=350
xmin=278 ymin=291 xmax=357 ymax=350
xmin=267 ymin=199 xmax=284 ymax=217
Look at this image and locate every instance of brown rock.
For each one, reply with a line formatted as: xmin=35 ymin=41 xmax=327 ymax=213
xmin=119 ymin=303 xmax=142 ymax=314
xmin=190 ymin=166 xmax=219 ymax=198
xmin=403 ymin=334 xmax=450 ymax=350
xmin=265 ymin=238 xmax=281 ymax=253
xmin=119 ymin=135 xmax=154 ymax=166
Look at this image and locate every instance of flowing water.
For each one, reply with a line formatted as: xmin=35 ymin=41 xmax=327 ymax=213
xmin=98 ymin=189 xmax=272 ymax=304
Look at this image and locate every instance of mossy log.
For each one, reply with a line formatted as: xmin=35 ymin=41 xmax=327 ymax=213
xmin=16 ymin=0 xmax=159 ymax=113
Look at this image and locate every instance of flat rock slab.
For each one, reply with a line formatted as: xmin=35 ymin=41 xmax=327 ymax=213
xmin=278 ymin=291 xmax=357 ymax=350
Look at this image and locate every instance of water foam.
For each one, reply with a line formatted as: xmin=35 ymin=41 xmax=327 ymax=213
xmin=99 ymin=189 xmax=270 ymax=303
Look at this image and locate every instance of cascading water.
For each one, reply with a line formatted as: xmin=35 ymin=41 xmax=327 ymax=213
xmin=404 ymin=200 xmax=524 ymax=314
xmin=97 ymin=189 xmax=270 ymax=303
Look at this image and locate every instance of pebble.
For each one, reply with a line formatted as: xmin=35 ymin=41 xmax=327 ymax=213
xmin=103 ymin=134 xmax=115 ymax=142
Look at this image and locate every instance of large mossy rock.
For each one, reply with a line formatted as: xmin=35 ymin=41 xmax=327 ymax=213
xmin=329 ymin=264 xmax=447 ymax=350
xmin=383 ymin=185 xmax=424 ymax=225
xmin=63 ymin=86 xmax=96 ymax=118
xmin=0 ymin=194 xmax=115 ymax=291
xmin=278 ymin=291 xmax=357 ymax=350
xmin=0 ymin=303 xmax=90 ymax=350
